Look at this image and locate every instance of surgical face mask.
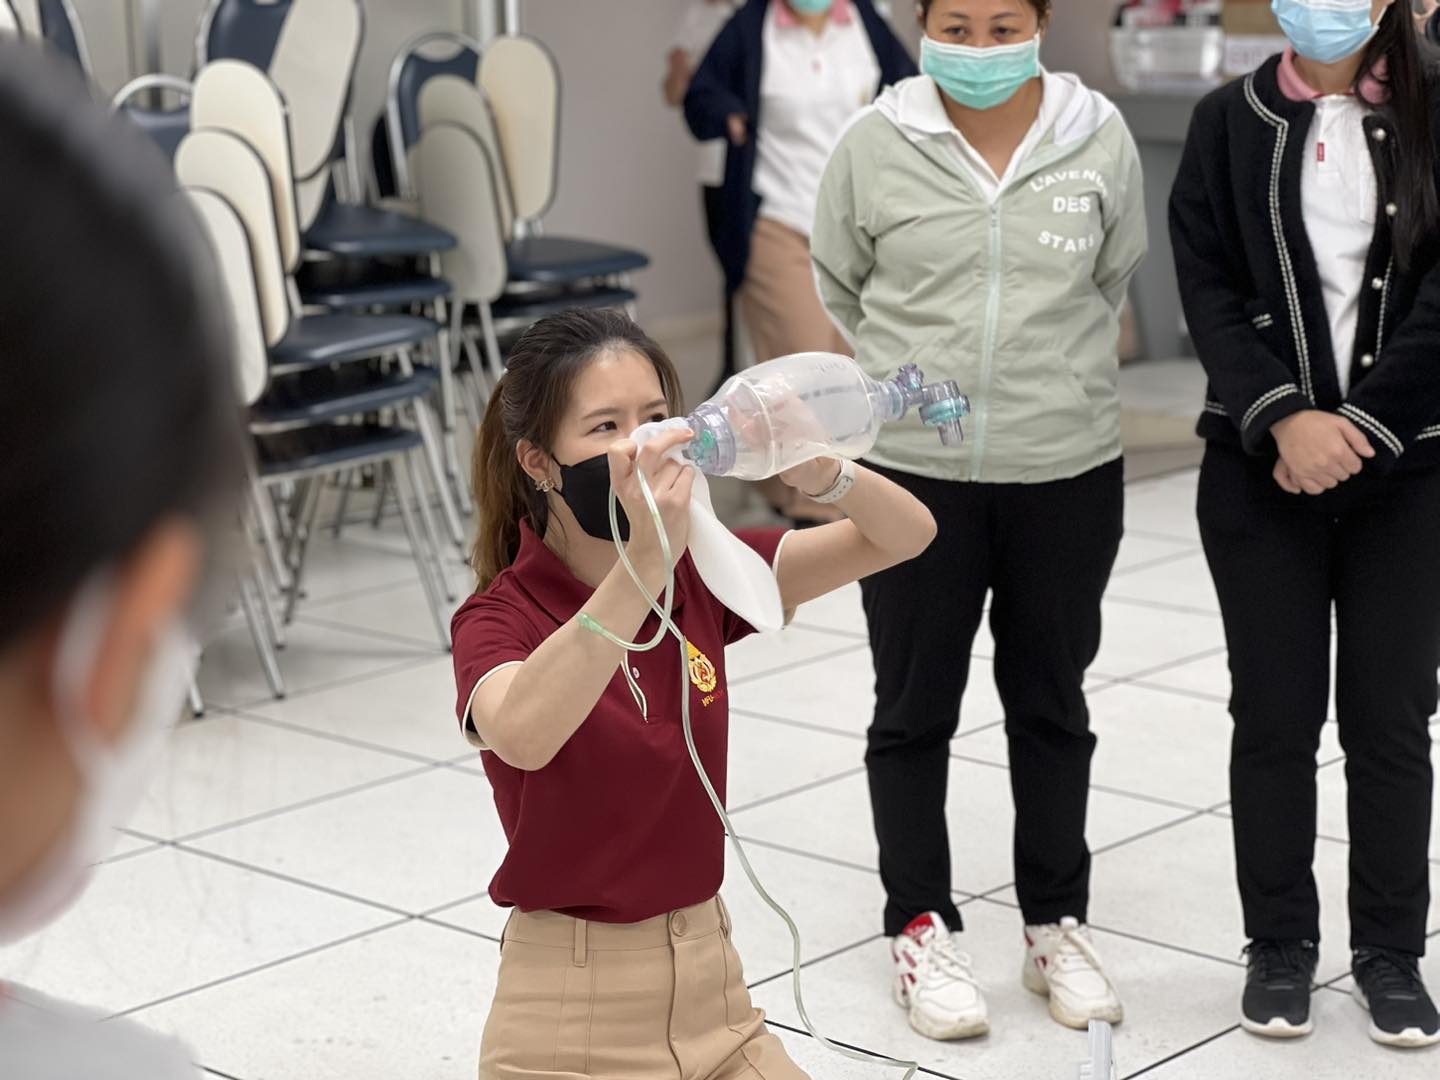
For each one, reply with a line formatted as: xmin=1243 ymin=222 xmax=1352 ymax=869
xmin=920 ymin=34 xmax=1042 ymax=111
xmin=1272 ymin=0 xmax=1381 ymax=64
xmin=787 ymin=0 xmax=834 ymax=14
xmin=0 ymin=576 xmax=194 ymax=944
xmin=558 ymin=453 xmax=631 ymax=543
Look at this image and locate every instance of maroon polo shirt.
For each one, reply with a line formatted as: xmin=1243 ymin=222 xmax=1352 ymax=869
xmin=451 ymin=521 xmax=789 ymax=925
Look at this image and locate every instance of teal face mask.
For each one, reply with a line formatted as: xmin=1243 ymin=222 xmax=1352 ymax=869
xmin=921 ymin=34 xmax=1042 ymax=111
xmin=787 ymin=0 xmax=835 ymax=13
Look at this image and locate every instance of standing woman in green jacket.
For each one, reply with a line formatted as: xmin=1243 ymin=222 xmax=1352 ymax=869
xmin=811 ymin=0 xmax=1147 ymax=1043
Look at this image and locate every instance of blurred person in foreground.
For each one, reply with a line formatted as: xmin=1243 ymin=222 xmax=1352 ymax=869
xmin=0 ymin=45 xmax=243 ymax=1078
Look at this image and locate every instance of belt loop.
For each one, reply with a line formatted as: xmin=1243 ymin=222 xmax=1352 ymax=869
xmin=573 ymin=916 xmax=588 ymax=967
xmin=718 ymin=896 xmax=732 ymax=939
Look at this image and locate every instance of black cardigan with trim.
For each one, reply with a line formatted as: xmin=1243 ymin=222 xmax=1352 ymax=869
xmin=1169 ymin=55 xmax=1440 ymax=471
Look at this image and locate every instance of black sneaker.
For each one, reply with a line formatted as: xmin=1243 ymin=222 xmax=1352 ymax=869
xmin=1241 ymin=939 xmax=1319 ymax=1038
xmin=1352 ymin=948 xmax=1440 ymax=1048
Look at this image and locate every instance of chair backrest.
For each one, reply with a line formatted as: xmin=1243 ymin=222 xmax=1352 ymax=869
xmin=112 ymin=75 xmax=193 ymax=163
xmin=35 ymin=0 xmax=90 ymax=77
xmin=198 ymin=0 xmax=289 ymax=67
xmin=479 ymin=34 xmax=559 ymax=222
xmin=183 ymin=187 xmax=270 ymax=406
xmin=10 ymin=0 xmax=38 ymax=35
xmin=417 ymin=75 xmax=513 ymax=238
xmin=201 ymin=0 xmax=361 ymax=228
xmin=176 ymin=128 xmax=291 ymax=348
xmin=412 ymin=123 xmax=508 ymax=306
xmin=386 ymin=30 xmax=481 ymax=196
xmin=192 ymin=60 xmax=301 ymax=274
xmin=0 ymin=1 xmax=22 ymax=38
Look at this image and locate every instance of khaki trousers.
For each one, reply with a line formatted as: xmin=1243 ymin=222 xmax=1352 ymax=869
xmin=479 ymin=897 xmax=809 ymax=1080
xmin=738 ymin=218 xmax=850 ymax=364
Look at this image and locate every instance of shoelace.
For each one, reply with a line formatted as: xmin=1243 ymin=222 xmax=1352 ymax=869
xmin=1053 ymin=923 xmax=1109 ymax=977
xmin=1244 ymin=940 xmax=1314 ymax=985
xmin=922 ymin=932 xmax=980 ymax=987
xmin=1355 ymin=949 xmax=1425 ymax=998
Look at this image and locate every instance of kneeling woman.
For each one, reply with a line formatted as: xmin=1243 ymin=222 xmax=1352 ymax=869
xmin=453 ymin=308 xmax=937 ymax=1080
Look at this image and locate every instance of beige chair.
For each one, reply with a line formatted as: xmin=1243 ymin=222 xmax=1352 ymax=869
xmin=0 ymin=1 xmax=22 ymax=38
xmin=478 ymin=34 xmax=558 ymax=226
xmin=178 ymin=135 xmax=455 ymax=651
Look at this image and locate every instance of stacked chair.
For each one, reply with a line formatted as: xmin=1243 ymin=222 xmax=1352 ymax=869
xmin=81 ymin=1 xmax=656 ymax=698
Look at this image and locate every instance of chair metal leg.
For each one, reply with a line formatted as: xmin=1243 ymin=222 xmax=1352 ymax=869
xmin=402 ymin=446 xmax=457 ymax=605
xmin=437 ymin=299 xmax=474 ymax=518
xmin=479 ymin=302 xmax=506 ymax=386
xmin=249 ymin=480 xmax=291 ymax=591
xmin=188 ymin=679 xmax=205 ymax=718
xmin=251 ymin=563 xmax=285 ymax=651
xmin=331 ymin=469 xmax=355 ymax=539
xmin=391 ymin=458 xmax=452 ymax=650
xmin=282 ymin=477 xmax=325 ymax=625
xmin=371 ymin=466 xmax=391 ymax=528
xmin=240 ymin=569 xmax=287 ymax=698
xmin=396 ymin=349 xmax=465 ymax=550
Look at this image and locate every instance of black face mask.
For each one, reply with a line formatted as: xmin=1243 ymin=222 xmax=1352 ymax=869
xmin=557 ymin=453 xmax=630 ymax=542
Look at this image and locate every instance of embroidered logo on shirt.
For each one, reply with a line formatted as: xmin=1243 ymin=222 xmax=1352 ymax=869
xmin=687 ymin=640 xmax=718 ymax=695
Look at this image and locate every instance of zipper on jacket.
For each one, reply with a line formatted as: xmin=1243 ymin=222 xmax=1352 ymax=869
xmin=971 ymin=202 xmax=1004 ymax=481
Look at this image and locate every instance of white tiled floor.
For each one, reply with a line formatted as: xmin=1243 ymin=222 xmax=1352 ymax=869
xmin=3 ymin=467 xmax=1438 ymax=1080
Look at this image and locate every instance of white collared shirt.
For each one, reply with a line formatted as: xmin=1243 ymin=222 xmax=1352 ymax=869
xmin=1301 ymin=94 xmax=1377 ymax=395
xmin=753 ymin=2 xmax=879 ymax=237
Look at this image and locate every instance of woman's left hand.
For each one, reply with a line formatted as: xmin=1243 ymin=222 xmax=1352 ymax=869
xmin=778 ymin=456 xmax=842 ymax=498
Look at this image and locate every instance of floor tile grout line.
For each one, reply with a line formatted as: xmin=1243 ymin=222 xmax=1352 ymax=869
xmin=117 ymin=917 xmax=413 ymax=1020
xmin=1098 ymin=645 xmax=1231 ymax=687
xmin=295 ymin=613 xmax=449 ymax=654
xmin=786 ymin=620 xmax=869 ymax=643
xmin=167 ymin=763 xmax=441 ymax=845
xmin=946 ymin=750 xmax=1215 ymax=816
xmin=225 ymin=708 xmax=451 ymax=769
xmin=1124 ymin=678 xmax=1230 ymax=706
xmin=729 ymin=707 xmax=867 ymax=742
xmin=1108 ymin=546 xmax=1206 ymax=580
xmin=202 ymin=1068 xmax=246 ymax=1080
xmin=1121 ymin=1023 xmax=1242 ymax=1079
xmin=762 ymin=1020 xmax=967 ymax=1080
xmin=730 ymin=642 xmax=874 ymax=687
xmin=1104 ymin=593 xmax=1221 ymax=620
xmin=743 ymin=932 xmax=886 ymax=993
xmin=727 ymin=766 xmax=869 ymax=816
xmin=163 ymin=840 xmax=422 ymax=920
xmin=728 ymin=833 xmax=885 ymax=878
xmin=968 ymin=894 xmax=1248 ymax=971
xmin=206 ymin=652 xmax=446 ymax=714
xmin=415 ymin=914 xmax=504 ymax=946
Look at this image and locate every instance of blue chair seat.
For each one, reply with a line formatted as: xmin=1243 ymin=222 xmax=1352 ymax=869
xmin=270 ymin=313 xmax=437 ymax=374
xmin=491 ymin=284 xmax=637 ymax=321
xmin=253 ymin=423 xmax=424 ymax=478
xmin=305 ymin=203 xmax=457 ymax=257
xmin=252 ymin=367 xmax=439 ymax=430
xmin=300 ymin=274 xmax=451 ymax=311
xmin=506 ymin=236 xmax=650 ymax=284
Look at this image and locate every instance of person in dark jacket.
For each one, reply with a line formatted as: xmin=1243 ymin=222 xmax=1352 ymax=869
xmin=1170 ymin=0 xmax=1440 ymax=1050
xmin=683 ymin=0 xmax=914 ymax=522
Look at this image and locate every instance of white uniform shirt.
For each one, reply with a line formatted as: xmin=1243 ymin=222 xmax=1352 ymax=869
xmin=1301 ymin=94 xmax=1378 ymax=395
xmin=676 ymin=1 xmax=739 ymax=187
xmin=753 ymin=0 xmax=880 ymax=237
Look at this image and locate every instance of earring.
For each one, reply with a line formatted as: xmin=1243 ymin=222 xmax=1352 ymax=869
xmin=535 ymin=478 xmax=554 ymax=494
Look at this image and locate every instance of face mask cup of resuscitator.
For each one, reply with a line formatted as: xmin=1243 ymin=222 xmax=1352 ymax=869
xmin=579 ymin=354 xmax=974 ymax=1080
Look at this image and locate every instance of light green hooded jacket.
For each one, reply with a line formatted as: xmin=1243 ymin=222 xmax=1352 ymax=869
xmin=812 ymin=71 xmax=1148 ymax=484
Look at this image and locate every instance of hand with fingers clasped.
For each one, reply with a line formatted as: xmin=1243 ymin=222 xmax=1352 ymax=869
xmin=1270 ymin=410 xmax=1376 ymax=496
xmin=607 ymin=427 xmax=696 ymax=571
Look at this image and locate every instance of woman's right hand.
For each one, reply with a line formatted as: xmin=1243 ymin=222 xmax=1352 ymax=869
xmin=1271 ymin=410 xmax=1375 ymax=495
xmin=607 ymin=429 xmax=696 ymax=574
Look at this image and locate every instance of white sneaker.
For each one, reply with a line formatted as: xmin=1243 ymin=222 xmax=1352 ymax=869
xmin=892 ymin=912 xmax=990 ymax=1041
xmin=1023 ymin=917 xmax=1125 ymax=1029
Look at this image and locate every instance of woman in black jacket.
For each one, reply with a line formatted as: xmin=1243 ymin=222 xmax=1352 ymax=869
xmin=683 ymin=0 xmax=913 ymax=522
xmin=1170 ymin=0 xmax=1440 ymax=1050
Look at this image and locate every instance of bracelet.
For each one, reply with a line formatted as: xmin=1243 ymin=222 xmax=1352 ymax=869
xmin=808 ymin=458 xmax=856 ymax=505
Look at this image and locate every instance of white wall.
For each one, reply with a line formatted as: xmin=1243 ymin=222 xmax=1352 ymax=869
xmin=1041 ymin=0 xmax=1119 ymax=93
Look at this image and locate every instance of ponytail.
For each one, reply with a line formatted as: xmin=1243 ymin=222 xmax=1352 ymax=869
xmin=472 ymin=378 xmax=546 ymax=591
xmin=1363 ymin=4 xmax=1439 ymax=272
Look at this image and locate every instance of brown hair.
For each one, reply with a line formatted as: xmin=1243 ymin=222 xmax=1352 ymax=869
xmin=918 ymin=0 xmax=1051 ymax=20
xmin=471 ymin=308 xmax=684 ymax=591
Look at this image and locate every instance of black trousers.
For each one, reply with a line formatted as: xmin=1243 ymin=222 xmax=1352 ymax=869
xmin=861 ymin=459 xmax=1125 ymax=937
xmin=1198 ymin=443 xmax=1440 ymax=954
